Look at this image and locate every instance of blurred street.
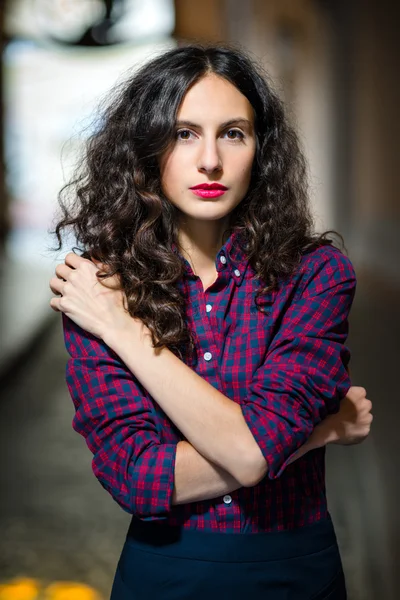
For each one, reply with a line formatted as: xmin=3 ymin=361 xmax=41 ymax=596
xmin=0 ymin=271 xmax=398 ymax=599
xmin=0 ymin=314 xmax=130 ymax=598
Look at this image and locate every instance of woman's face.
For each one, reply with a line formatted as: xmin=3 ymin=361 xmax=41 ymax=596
xmin=159 ymin=74 xmax=256 ymax=224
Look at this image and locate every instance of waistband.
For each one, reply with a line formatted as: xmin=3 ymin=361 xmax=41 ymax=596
xmin=126 ymin=515 xmax=338 ymax=563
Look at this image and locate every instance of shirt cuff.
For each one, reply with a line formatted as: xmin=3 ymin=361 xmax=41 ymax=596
xmin=241 ymin=404 xmax=310 ymax=479
xmin=129 ymin=441 xmax=178 ymax=520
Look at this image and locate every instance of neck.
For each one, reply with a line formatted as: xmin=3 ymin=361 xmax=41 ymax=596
xmin=177 ymin=216 xmax=230 ymax=276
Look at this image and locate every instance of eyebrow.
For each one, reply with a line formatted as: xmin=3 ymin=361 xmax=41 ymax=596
xmin=175 ymin=118 xmax=253 ymax=130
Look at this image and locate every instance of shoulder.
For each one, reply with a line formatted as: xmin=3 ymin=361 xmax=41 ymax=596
xmin=301 ymin=244 xmax=355 ymax=278
xmin=62 ymin=313 xmax=115 ymax=359
xmin=294 ymin=244 xmax=356 ymax=298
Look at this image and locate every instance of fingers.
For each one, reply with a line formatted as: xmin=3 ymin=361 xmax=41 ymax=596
xmin=49 ymin=261 xmax=73 ymax=308
xmin=364 ymin=399 xmax=373 ymax=413
xmin=356 ymin=395 xmax=372 ymax=414
xmin=55 ymin=263 xmax=73 ymax=280
xmin=49 ymin=295 xmax=62 ymax=312
xmin=49 ymin=276 xmax=64 ymax=296
xmin=65 ymin=251 xmax=90 ymax=269
xmin=50 ymin=254 xmax=97 ymax=296
xmin=347 ymin=386 xmax=367 ymax=399
xmin=62 ymin=253 xmax=107 ymax=279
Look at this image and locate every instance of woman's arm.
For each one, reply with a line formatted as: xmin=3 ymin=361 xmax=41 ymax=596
xmin=52 ymin=250 xmax=372 ymax=491
xmin=172 ymin=440 xmax=242 ymax=504
xmin=102 ymin=248 xmax=369 ymax=485
xmin=62 ymin=315 xmax=179 ymax=520
xmin=64 ymin=313 xmax=371 ymax=509
xmin=103 ymin=323 xmax=267 ymax=487
xmin=173 ymin=384 xmax=373 ymax=503
xmin=63 ymin=312 xmax=246 ymax=508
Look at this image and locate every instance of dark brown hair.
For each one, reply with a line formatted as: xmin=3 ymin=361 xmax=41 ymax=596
xmin=52 ymin=43 xmax=343 ymax=358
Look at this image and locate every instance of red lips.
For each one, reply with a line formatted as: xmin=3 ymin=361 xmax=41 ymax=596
xmin=190 ymin=183 xmax=228 ymax=190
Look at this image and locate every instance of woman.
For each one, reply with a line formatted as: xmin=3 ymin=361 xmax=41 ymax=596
xmin=50 ymin=44 xmax=372 ymax=599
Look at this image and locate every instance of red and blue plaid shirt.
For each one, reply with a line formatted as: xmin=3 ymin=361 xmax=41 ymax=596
xmin=63 ymin=231 xmax=356 ymax=532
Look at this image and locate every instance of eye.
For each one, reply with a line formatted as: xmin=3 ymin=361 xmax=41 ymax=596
xmin=176 ymin=129 xmax=194 ymax=141
xmin=224 ymin=129 xmax=245 ymax=141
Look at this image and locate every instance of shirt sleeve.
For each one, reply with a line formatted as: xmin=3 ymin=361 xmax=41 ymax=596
xmin=62 ymin=313 xmax=177 ymax=520
xmin=241 ymin=247 xmax=356 ymax=479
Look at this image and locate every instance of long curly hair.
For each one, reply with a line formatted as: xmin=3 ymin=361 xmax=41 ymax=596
xmin=52 ymin=43 xmax=343 ymax=358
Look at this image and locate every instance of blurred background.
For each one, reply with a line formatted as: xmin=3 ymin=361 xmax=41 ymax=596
xmin=0 ymin=1 xmax=398 ymax=599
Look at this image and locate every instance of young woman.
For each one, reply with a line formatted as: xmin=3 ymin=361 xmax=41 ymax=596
xmin=49 ymin=44 xmax=372 ymax=599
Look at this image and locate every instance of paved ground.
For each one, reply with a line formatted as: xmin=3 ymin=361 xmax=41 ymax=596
xmin=0 ymin=318 xmax=130 ymax=598
xmin=0 ymin=272 xmax=398 ymax=599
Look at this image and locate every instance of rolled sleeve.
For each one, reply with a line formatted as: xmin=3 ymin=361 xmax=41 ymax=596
xmin=63 ymin=314 xmax=177 ymax=520
xmin=241 ymin=248 xmax=356 ymax=479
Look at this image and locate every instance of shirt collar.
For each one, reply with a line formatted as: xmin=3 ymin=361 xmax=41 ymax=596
xmin=171 ymin=229 xmax=249 ymax=286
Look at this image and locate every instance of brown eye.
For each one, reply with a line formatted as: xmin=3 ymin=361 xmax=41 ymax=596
xmin=225 ymin=129 xmax=245 ymax=141
xmin=176 ymin=129 xmax=193 ymax=141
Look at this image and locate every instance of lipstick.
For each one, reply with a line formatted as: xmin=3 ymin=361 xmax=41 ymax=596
xmin=189 ymin=183 xmax=228 ymax=199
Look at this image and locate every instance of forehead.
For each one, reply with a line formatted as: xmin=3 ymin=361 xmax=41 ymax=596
xmin=177 ymin=74 xmax=254 ymax=123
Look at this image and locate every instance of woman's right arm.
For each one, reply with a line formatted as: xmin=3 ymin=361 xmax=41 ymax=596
xmin=63 ymin=314 xmax=243 ymax=512
xmin=176 ymin=383 xmax=372 ymax=500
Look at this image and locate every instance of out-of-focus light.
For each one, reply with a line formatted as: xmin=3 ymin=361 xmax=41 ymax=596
xmin=43 ymin=581 xmax=102 ymax=599
xmin=35 ymin=0 xmax=106 ymax=43
xmin=0 ymin=578 xmax=103 ymax=600
xmin=5 ymin=0 xmax=175 ymax=46
xmin=6 ymin=0 xmax=105 ymax=42
xmin=107 ymin=0 xmax=175 ymax=44
xmin=0 ymin=578 xmax=40 ymax=600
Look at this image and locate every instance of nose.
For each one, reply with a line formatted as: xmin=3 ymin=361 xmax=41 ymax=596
xmin=197 ymin=138 xmax=222 ymax=174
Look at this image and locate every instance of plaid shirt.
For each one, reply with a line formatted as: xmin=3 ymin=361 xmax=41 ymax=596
xmin=63 ymin=231 xmax=356 ymax=532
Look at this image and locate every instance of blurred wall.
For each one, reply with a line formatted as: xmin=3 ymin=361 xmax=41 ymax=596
xmin=174 ymin=0 xmax=226 ymax=42
xmin=329 ymin=2 xmax=400 ymax=598
xmin=329 ymin=0 xmax=399 ymax=282
xmin=0 ymin=1 xmax=7 ymax=254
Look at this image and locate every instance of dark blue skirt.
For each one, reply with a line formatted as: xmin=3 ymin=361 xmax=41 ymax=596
xmin=110 ymin=514 xmax=346 ymax=599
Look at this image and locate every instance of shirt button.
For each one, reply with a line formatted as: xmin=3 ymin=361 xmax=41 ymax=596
xmin=206 ymin=304 xmax=212 ymax=313
xmin=234 ymin=269 xmax=241 ymax=277
xmin=219 ymin=255 xmax=227 ymax=264
xmin=204 ymin=352 xmax=212 ymax=361
xmin=223 ymin=495 xmax=232 ymax=504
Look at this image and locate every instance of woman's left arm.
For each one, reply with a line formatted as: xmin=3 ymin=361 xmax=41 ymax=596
xmin=238 ymin=247 xmax=371 ymax=479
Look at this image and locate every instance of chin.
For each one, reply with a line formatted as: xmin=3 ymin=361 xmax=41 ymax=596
xmin=187 ymin=208 xmax=233 ymax=221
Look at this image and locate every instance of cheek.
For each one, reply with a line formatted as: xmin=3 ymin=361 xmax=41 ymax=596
xmin=160 ymin=149 xmax=191 ymax=191
xmin=233 ymin=155 xmax=255 ymax=188
xmin=160 ymin=160 xmax=178 ymax=194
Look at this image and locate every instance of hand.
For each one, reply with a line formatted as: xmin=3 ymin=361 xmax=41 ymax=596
xmin=49 ymin=252 xmax=132 ymax=340
xmin=329 ymin=386 xmax=373 ymax=445
xmin=312 ymin=386 xmax=373 ymax=448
